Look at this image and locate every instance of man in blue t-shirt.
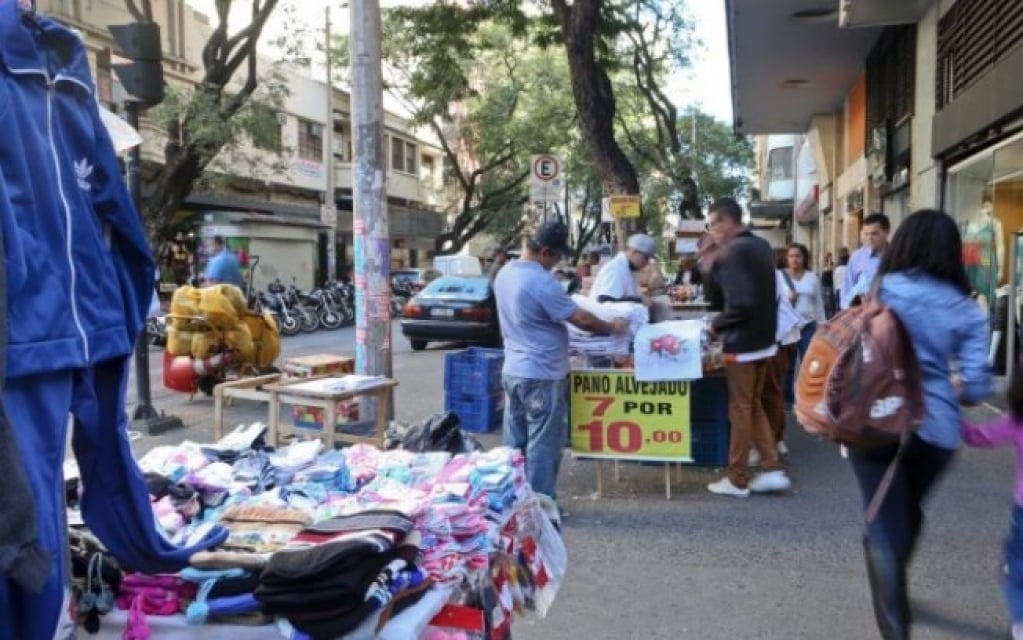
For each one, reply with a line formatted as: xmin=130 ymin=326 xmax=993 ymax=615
xmin=204 ymin=235 xmax=244 ymax=288
xmin=494 ymin=221 xmax=628 ymax=510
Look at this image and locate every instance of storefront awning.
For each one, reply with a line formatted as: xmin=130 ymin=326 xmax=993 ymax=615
xmin=726 ymin=0 xmax=881 ymax=134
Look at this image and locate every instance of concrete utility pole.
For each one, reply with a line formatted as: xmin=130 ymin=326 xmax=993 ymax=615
xmin=349 ymin=0 xmax=393 ymax=415
xmin=322 ymin=4 xmax=338 ymax=282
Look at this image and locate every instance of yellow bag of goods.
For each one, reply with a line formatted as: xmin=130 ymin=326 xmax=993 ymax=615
xmin=255 ymin=313 xmax=281 ymax=367
xmin=170 ymin=285 xmax=201 ymax=318
xmin=224 ymin=325 xmax=255 ymax=364
xmin=191 ymin=331 xmax=221 ymax=359
xmin=198 ymin=286 xmax=239 ymax=331
xmin=165 ymin=327 xmax=194 ymax=356
xmin=217 ymin=284 xmax=248 ymax=317
xmin=241 ymin=312 xmax=265 ymax=343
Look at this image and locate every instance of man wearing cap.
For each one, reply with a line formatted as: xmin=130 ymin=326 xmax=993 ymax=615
xmin=589 ymin=233 xmax=657 ymax=303
xmin=494 ymin=221 xmax=629 ymax=514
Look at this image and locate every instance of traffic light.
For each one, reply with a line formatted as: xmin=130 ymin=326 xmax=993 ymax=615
xmin=108 ymin=22 xmax=164 ymax=107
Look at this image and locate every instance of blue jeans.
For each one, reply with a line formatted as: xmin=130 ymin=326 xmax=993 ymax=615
xmin=502 ymin=376 xmax=568 ymax=500
xmin=848 ymin=435 xmax=955 ymax=640
xmin=785 ymin=321 xmax=817 ymax=407
xmin=1005 ymin=505 xmax=1023 ymax=623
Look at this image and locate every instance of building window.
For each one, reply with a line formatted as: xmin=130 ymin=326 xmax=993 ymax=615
xmin=297 ymin=119 xmax=324 ymax=161
xmin=937 ymin=0 xmax=1023 ymax=109
xmin=405 ymin=141 xmax=417 ymax=174
xmin=866 ymin=25 xmax=916 ymax=144
xmin=422 ymin=155 xmax=435 ymax=181
xmin=768 ymin=147 xmax=793 ymax=180
xmin=391 ymin=136 xmax=405 ymax=173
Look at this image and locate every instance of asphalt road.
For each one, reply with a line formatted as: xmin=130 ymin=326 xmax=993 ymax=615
xmin=124 ymin=325 xmax=1014 ymax=640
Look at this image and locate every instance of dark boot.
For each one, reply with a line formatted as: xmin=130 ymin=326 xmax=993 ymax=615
xmin=863 ymin=535 xmax=912 ymax=640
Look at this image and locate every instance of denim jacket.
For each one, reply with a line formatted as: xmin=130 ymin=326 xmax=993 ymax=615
xmin=879 ymin=272 xmax=992 ymax=450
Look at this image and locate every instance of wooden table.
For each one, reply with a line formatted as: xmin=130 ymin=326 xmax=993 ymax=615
xmin=262 ymin=376 xmax=399 ymax=449
xmin=212 ymin=373 xmax=284 ymax=441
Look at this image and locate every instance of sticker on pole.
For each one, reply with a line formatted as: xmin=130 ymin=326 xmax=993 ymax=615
xmin=530 ymin=154 xmax=564 ymax=203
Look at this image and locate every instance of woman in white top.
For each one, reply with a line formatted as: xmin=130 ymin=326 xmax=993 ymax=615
xmin=781 ymin=242 xmax=827 ymax=407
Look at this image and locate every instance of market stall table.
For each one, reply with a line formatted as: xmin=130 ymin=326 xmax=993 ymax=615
xmin=263 ymin=376 xmax=398 ymax=448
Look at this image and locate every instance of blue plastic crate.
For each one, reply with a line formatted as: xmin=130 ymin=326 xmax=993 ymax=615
xmin=444 ymin=347 xmax=505 ymax=395
xmin=445 ymin=391 xmax=504 ymax=433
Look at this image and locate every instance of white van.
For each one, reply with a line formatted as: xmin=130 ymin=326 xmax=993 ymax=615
xmin=432 ymin=255 xmax=483 ymax=277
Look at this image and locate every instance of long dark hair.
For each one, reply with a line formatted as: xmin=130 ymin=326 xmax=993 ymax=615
xmin=877 ymin=209 xmax=971 ymax=296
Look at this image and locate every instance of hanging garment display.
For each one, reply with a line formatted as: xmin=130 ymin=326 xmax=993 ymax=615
xmin=0 ymin=186 xmax=51 ymax=595
xmin=962 ymin=220 xmax=999 ymax=306
xmin=0 ymin=3 xmax=227 ymax=637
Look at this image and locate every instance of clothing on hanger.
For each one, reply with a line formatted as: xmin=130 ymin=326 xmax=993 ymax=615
xmin=0 ymin=4 xmax=227 ymax=636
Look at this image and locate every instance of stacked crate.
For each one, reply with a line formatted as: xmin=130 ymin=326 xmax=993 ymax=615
xmin=443 ymin=348 xmax=505 ymax=433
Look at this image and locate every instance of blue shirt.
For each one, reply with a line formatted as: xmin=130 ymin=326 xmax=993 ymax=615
xmin=840 ymin=245 xmax=882 ymax=309
xmin=879 ymin=272 xmax=991 ymax=450
xmin=205 ymin=249 xmax=243 ymax=288
xmin=494 ymin=260 xmax=579 ymax=380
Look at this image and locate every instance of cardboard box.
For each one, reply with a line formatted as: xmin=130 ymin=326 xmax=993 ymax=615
xmin=283 ymin=354 xmax=354 ymax=378
xmin=290 ymin=401 xmax=360 ymax=431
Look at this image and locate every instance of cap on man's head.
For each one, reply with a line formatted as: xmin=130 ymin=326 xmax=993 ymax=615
xmin=531 ymin=221 xmax=575 ymax=258
xmin=626 ymin=233 xmax=656 ymax=257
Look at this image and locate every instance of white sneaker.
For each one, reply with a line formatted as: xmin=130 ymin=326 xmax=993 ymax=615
xmin=749 ymin=470 xmax=792 ymax=493
xmin=777 ymin=441 xmax=789 ymax=456
xmin=748 ymin=448 xmax=761 ymax=466
xmin=707 ymin=477 xmax=750 ymax=498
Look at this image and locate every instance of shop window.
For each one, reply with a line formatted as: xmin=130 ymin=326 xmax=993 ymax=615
xmin=297 ymin=119 xmax=323 ymax=161
xmin=946 ymin=134 xmax=1023 ymax=310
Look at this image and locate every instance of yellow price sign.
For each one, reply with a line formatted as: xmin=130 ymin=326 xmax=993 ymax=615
xmin=569 ymin=370 xmax=691 ymax=461
xmin=608 ymin=195 xmax=640 ymax=218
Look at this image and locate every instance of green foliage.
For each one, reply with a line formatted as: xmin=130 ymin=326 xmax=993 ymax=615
xmin=149 ymin=63 xmax=291 ymax=194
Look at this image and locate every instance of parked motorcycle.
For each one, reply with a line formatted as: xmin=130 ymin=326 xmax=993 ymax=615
xmin=285 ymin=282 xmax=321 ymax=333
xmin=145 ymin=313 xmax=167 ymax=347
xmin=263 ymin=279 xmax=301 ymax=337
xmin=306 ymin=286 xmax=343 ymax=330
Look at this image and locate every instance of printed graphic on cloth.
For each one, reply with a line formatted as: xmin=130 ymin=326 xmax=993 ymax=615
xmin=569 ymin=371 xmax=691 ymax=461
xmin=633 ymin=320 xmax=704 ymax=381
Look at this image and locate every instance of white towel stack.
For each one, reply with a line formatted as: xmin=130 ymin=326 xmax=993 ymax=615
xmin=566 ymin=296 xmax=648 ymax=356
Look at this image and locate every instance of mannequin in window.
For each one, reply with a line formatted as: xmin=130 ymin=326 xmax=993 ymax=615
xmin=963 ymin=189 xmax=1003 ymax=307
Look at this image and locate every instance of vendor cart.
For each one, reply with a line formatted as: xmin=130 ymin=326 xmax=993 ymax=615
xmin=162 ymin=257 xmax=282 ymax=397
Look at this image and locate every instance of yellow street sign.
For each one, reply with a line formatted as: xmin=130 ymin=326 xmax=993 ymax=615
xmin=609 ymin=195 xmax=640 ymax=218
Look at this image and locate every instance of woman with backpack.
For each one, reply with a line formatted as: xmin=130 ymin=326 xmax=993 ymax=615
xmin=849 ymin=209 xmax=991 ymax=640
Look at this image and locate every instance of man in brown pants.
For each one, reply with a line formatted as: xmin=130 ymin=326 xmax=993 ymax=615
xmin=705 ymin=198 xmax=792 ymax=497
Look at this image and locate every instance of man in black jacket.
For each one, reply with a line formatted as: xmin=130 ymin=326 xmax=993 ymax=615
xmin=706 ymin=198 xmax=791 ymax=497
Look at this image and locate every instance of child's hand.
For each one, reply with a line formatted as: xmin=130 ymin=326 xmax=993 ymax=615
xmin=951 ymin=374 xmax=964 ymax=397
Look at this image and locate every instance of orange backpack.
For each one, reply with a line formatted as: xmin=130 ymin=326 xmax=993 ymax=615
xmin=795 ymin=295 xmax=925 ymax=448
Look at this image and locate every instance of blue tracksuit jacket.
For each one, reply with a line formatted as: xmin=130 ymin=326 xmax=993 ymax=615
xmin=0 ymin=4 xmax=226 ymax=638
xmin=0 ymin=2 xmax=153 ymax=377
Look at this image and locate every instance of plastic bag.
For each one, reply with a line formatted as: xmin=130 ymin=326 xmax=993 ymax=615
xmin=165 ymin=327 xmax=193 ymax=357
xmin=224 ymin=324 xmax=255 ymax=364
xmin=198 ymin=286 xmax=239 ymax=331
xmin=190 ymin=331 xmax=221 ymax=359
xmin=383 ymin=412 xmax=483 ymax=454
xmin=170 ymin=285 xmax=201 ymax=317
